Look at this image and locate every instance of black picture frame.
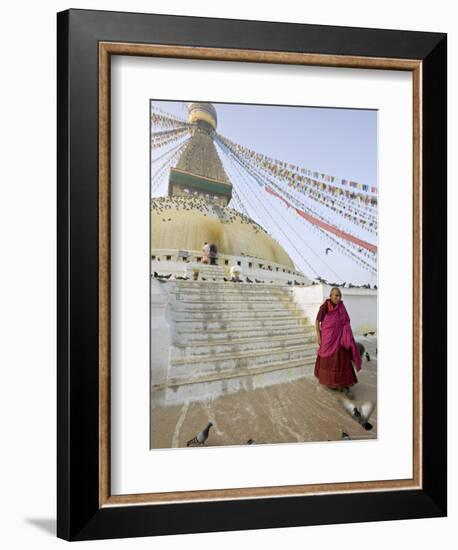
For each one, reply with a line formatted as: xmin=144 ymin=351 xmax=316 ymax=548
xmin=57 ymin=8 xmax=447 ymax=541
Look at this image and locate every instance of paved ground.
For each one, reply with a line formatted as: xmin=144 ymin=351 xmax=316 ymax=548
xmin=151 ymin=336 xmax=377 ymax=449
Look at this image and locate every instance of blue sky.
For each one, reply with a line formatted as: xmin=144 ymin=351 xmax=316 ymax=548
xmin=151 ymin=100 xmax=378 ymax=285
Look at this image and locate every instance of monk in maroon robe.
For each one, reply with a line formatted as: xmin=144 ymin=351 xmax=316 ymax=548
xmin=314 ymin=287 xmax=362 ymax=393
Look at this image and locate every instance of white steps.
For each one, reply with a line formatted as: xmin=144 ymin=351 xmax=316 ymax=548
xmin=175 ymin=325 xmax=314 ymax=343
xmin=175 ymin=318 xmax=311 ymax=331
xmin=171 ymin=333 xmax=317 ymax=359
xmin=152 ymin=279 xmax=318 ymax=404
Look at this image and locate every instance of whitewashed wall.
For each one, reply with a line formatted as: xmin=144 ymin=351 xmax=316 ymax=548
xmin=291 ymin=283 xmax=377 ymax=335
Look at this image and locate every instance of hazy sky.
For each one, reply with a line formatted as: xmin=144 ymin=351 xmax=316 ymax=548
xmin=151 ymin=100 xmax=378 ymax=285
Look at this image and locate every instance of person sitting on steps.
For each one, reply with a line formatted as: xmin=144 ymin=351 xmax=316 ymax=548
xmin=201 ymin=242 xmax=210 ymax=264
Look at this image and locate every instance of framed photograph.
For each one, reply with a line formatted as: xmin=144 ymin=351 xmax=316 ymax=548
xmin=57 ymin=8 xmax=447 ymax=541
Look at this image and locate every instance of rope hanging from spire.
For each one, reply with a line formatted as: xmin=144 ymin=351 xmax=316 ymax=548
xmin=217 ymin=136 xmax=376 ymax=274
xmin=216 ymin=134 xmax=377 ymax=272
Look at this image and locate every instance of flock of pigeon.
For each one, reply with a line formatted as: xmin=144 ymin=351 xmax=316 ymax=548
xmin=151 ymin=195 xmax=269 ymax=234
xmin=312 ymin=276 xmax=377 ymax=290
xmin=153 ymin=271 xmax=306 ymax=285
xmin=153 ymin=271 xmax=378 ymax=290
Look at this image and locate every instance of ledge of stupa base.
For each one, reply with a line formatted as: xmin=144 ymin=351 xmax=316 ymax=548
xmin=151 ymin=252 xmax=309 ymax=285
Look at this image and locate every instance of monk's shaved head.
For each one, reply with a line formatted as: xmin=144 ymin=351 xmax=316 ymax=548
xmin=329 ymin=287 xmax=342 ymax=304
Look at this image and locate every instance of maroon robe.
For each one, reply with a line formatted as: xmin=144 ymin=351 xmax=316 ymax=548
xmin=314 ymin=300 xmax=358 ymax=388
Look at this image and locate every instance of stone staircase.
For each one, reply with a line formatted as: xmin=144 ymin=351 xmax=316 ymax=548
xmin=151 ymin=268 xmax=318 ymax=405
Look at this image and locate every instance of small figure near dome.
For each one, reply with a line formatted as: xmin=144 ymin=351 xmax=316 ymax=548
xmin=209 ymin=243 xmax=218 ymax=265
xmin=202 ymin=242 xmax=210 ymax=264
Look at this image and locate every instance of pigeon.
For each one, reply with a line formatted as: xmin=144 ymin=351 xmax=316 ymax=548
xmin=255 ymin=278 xmax=263 ymax=283
xmin=294 ymin=280 xmax=300 ymax=286
xmin=154 ymin=272 xmax=172 ymax=279
xmin=246 ymin=277 xmax=254 ymax=283
xmin=356 ymin=341 xmax=365 ymax=358
xmin=186 ymin=422 xmax=213 ymax=447
xmin=357 ymin=401 xmax=376 ymax=430
xmin=341 ymin=397 xmax=375 ymax=431
xmin=201 ymin=277 xmax=207 ymax=281
xmin=286 ymin=280 xmax=293 ymax=285
xmin=368 ymin=331 xmax=375 ymax=336
xmin=365 ymin=352 xmax=371 ymax=362
xmin=246 ymin=439 xmax=257 ymax=445
xmin=175 ymin=275 xmax=189 ymax=280
xmin=223 ymin=277 xmax=229 ymax=282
